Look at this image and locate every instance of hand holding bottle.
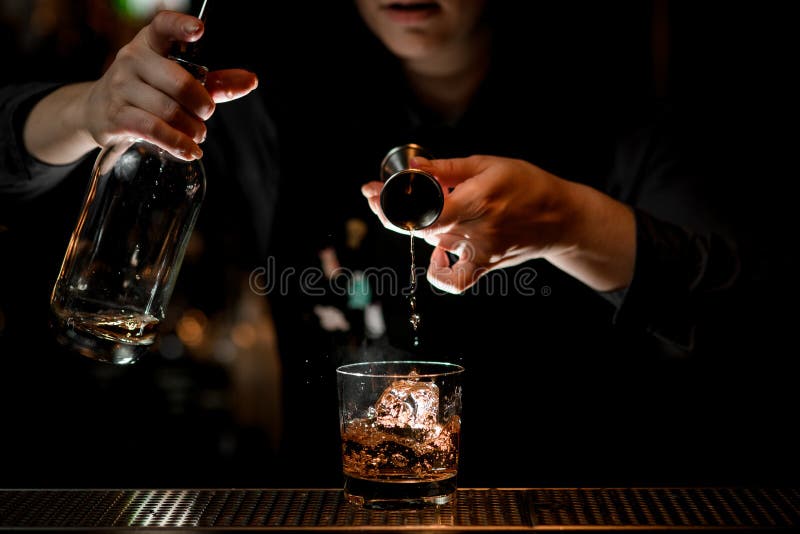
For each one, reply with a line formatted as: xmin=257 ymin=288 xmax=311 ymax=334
xmin=23 ymin=10 xmax=258 ymax=165
xmin=48 ymin=6 xmax=257 ymax=364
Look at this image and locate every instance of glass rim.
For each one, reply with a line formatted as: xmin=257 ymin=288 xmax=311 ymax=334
xmin=336 ymin=360 xmax=464 ymax=379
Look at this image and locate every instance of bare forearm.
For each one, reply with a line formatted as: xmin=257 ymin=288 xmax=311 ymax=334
xmin=23 ymin=82 xmax=98 ymax=165
xmin=546 ymin=182 xmax=636 ymax=292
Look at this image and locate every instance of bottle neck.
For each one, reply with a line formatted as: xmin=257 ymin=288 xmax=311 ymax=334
xmin=168 ymin=1 xmax=210 ymax=84
xmin=169 ymin=53 xmax=209 ymax=85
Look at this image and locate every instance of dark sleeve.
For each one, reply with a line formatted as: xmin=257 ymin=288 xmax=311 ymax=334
xmin=602 ymin=109 xmax=742 ymax=356
xmin=604 ymin=209 xmax=739 ymax=354
xmin=0 ymin=83 xmax=89 ymax=203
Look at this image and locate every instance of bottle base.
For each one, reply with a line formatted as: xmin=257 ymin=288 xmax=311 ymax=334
xmin=52 ymin=316 xmax=154 ymax=365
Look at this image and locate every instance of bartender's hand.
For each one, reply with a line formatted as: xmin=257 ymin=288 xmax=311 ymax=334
xmin=23 ymin=10 xmax=258 ymax=165
xmin=362 ymin=155 xmax=636 ymax=294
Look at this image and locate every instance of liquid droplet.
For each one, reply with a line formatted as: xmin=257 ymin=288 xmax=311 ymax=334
xmin=410 ymin=312 xmax=421 ymax=330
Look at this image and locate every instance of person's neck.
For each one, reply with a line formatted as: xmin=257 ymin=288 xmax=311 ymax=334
xmin=402 ymin=30 xmax=491 ymax=123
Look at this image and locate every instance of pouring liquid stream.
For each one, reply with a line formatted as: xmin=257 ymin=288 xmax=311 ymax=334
xmin=408 ymin=229 xmax=421 ymax=348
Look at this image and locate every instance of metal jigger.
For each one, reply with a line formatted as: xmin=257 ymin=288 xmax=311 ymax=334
xmin=379 ymin=143 xmax=444 ymax=231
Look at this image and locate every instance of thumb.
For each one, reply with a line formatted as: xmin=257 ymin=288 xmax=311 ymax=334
xmin=145 ymin=11 xmax=205 ymax=54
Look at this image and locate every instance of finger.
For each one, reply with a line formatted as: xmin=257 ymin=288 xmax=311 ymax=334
xmin=361 ymin=180 xmax=412 ymax=235
xmin=428 ymin=245 xmax=450 ymax=272
xmin=137 ymin=57 xmax=215 ymax=120
xmin=112 ymin=105 xmax=202 ymax=160
xmin=427 ymin=247 xmax=460 ymax=294
xmin=427 ymin=249 xmax=487 ymax=294
xmin=362 ymin=182 xmax=382 ymax=216
xmin=411 ymin=155 xmax=492 ymax=189
xmin=205 ymin=69 xmax=259 ymax=103
xmin=126 ymin=82 xmax=207 ymax=143
xmin=360 ymin=181 xmax=383 ymax=199
xmin=411 ymin=158 xmax=492 ymax=238
xmin=144 ymin=11 xmax=205 ymax=55
xmin=416 ymin=180 xmax=483 ymax=239
xmin=363 ymin=181 xmax=410 ymax=235
xmin=131 ymin=12 xmax=215 ymax=120
xmin=422 ymin=232 xmax=470 ymax=254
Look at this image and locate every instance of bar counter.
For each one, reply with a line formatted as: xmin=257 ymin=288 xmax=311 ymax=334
xmin=1 ymin=487 xmax=798 ymax=531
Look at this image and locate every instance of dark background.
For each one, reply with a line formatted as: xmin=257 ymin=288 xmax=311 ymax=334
xmin=1 ymin=0 xmax=795 ymax=489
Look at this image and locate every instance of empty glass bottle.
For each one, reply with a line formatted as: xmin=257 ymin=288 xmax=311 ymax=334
xmin=50 ymin=25 xmax=209 ymax=365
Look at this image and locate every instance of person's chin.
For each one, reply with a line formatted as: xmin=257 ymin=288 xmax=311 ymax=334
xmin=386 ymin=36 xmax=441 ymax=63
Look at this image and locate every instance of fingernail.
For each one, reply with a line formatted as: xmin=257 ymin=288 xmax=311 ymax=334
xmin=182 ymin=145 xmax=202 ymax=160
xmin=184 ymin=22 xmax=201 ymax=35
xmin=200 ymin=103 xmax=215 ymax=120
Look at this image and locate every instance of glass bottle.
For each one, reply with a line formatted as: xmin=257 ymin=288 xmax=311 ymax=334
xmin=50 ymin=16 xmax=210 ymax=365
